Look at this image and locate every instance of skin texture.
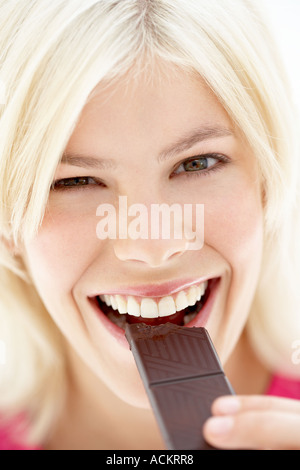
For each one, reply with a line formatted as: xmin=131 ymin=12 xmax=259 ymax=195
xmin=20 ymin=67 xmax=300 ymax=449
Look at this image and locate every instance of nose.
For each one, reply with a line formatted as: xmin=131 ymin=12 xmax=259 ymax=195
xmin=97 ymin=193 xmax=198 ymax=267
xmin=113 ymin=237 xmax=189 ymax=268
xmin=111 ymin=195 xmax=191 ymax=267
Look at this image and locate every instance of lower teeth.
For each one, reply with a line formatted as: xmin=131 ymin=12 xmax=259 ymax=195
xmin=106 ymin=309 xmax=128 ymax=329
xmin=183 ymin=311 xmax=198 ymax=325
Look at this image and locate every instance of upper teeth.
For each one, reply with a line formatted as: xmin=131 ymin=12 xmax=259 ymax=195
xmin=99 ymin=281 xmax=208 ymax=318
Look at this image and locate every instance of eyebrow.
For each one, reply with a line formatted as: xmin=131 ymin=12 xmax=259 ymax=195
xmin=61 ymin=126 xmax=234 ymax=169
xmin=60 ymin=153 xmax=116 ymax=170
xmin=158 ymin=126 xmax=234 ymax=162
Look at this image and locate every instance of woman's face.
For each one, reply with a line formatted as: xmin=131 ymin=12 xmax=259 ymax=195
xmin=22 ymin=67 xmax=264 ymax=407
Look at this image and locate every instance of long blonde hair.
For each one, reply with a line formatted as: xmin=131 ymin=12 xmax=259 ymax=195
xmin=0 ymin=0 xmax=299 ymax=444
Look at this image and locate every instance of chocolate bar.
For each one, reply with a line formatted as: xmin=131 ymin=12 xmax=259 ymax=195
xmin=125 ymin=322 xmax=234 ymax=450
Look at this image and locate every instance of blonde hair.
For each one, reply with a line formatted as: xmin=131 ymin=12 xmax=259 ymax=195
xmin=0 ymin=0 xmax=299 ymax=444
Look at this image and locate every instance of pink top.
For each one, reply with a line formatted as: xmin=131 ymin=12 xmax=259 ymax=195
xmin=0 ymin=374 xmax=299 ymax=450
xmin=0 ymin=417 xmax=41 ymax=450
xmin=265 ymin=374 xmax=300 ymax=399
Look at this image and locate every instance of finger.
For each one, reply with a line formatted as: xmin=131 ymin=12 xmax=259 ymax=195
xmin=211 ymin=394 xmax=300 ymax=416
xmin=203 ymin=409 xmax=300 ymax=450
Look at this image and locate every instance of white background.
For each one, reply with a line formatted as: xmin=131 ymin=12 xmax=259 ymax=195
xmin=263 ymin=0 xmax=300 ymax=117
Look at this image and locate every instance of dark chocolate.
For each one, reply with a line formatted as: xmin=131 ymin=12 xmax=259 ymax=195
xmin=125 ymin=323 xmax=234 ymax=450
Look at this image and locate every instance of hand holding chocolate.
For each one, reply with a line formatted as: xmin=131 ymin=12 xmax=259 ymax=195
xmin=126 ymin=323 xmax=234 ymax=450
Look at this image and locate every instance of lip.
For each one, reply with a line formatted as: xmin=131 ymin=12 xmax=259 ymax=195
xmin=88 ymin=277 xmax=220 ymax=349
xmin=88 ymin=277 xmax=209 ymax=298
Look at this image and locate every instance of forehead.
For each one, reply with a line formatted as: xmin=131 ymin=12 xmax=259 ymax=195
xmin=66 ymin=65 xmax=234 ymax=158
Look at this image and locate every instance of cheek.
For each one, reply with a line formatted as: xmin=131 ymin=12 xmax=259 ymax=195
xmin=24 ymin=209 xmax=102 ymax=296
xmin=206 ymin=194 xmax=263 ymax=265
xmin=201 ymin=173 xmax=264 ymax=268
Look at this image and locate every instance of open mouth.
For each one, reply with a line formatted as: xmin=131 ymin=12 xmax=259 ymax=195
xmin=93 ymin=279 xmax=214 ymax=329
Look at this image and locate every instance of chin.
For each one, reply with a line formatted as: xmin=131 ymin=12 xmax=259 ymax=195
xmin=110 ymin=374 xmax=152 ymax=410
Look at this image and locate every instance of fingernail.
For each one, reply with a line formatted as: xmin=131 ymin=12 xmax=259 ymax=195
xmin=215 ymin=396 xmax=240 ymax=414
xmin=206 ymin=416 xmax=234 ymax=436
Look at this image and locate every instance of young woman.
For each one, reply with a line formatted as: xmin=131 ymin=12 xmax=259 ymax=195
xmin=0 ymin=0 xmax=300 ymax=450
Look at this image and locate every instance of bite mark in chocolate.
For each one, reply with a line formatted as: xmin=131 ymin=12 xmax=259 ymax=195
xmin=125 ymin=323 xmax=234 ymax=450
